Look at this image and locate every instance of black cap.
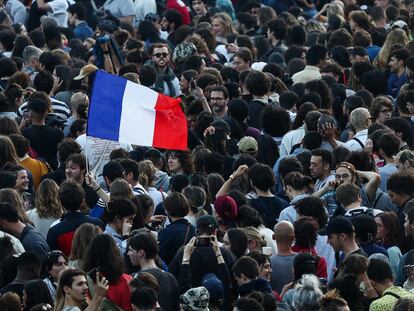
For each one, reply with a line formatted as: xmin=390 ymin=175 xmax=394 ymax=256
xmin=318 ymin=216 xmax=355 ymax=236
xmin=196 ymin=215 xmax=219 ymax=229
xmin=100 ymin=161 xmax=123 ymax=180
xmin=27 ymin=99 xmax=48 ymax=114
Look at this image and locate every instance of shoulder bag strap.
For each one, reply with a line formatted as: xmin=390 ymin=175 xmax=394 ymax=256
xmin=352 ymin=136 xmax=365 ymax=149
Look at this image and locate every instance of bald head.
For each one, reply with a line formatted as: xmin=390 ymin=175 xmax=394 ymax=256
xmin=70 ymin=92 xmax=88 ymax=114
xmin=273 ymin=221 xmax=294 ymax=244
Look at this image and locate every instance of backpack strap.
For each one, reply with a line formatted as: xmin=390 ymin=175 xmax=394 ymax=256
xmin=352 ymin=136 xmax=364 ymax=149
xmin=383 ymin=291 xmax=401 ymax=299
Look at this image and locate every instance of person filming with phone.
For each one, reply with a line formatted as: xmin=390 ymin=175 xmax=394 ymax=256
xmin=169 ymin=215 xmax=233 ymax=292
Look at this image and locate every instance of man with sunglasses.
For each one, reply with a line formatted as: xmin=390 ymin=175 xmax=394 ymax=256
xmin=144 ymin=43 xmax=180 ymax=97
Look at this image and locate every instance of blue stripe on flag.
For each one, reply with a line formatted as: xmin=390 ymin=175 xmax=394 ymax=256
xmin=87 ymin=71 xmax=127 ymax=141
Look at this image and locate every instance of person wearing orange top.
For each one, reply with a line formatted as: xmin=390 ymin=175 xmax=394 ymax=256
xmin=9 ymin=133 xmax=49 ymax=189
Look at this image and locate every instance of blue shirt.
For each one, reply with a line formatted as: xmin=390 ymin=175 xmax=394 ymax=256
xmin=367 ymin=45 xmax=381 ymax=61
xmin=387 ymin=72 xmax=408 ymax=98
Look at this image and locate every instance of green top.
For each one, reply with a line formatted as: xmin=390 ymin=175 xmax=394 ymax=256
xmin=369 ymin=286 xmax=414 ymax=311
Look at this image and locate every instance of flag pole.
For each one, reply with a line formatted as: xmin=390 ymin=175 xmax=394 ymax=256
xmin=85 ymin=135 xmax=89 ymax=175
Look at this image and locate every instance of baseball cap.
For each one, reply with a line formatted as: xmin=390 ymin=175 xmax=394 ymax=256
xmin=196 ymin=215 xmax=219 ymax=230
xmin=318 ymin=216 xmax=355 ymax=236
xmin=238 ymin=136 xmax=258 ymax=153
xmin=100 ymin=161 xmax=123 ymax=180
xmin=202 ymin=273 xmax=224 ymax=301
xmin=73 ymin=64 xmax=98 ymax=80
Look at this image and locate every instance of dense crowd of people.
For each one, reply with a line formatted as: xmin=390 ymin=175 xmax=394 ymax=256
xmin=3 ymin=0 xmax=414 ymax=310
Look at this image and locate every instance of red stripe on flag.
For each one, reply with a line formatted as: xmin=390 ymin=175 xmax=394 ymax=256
xmin=153 ymin=93 xmax=188 ymax=150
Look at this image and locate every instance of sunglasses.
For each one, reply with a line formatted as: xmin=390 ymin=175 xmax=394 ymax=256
xmin=153 ymin=52 xmax=169 ymax=58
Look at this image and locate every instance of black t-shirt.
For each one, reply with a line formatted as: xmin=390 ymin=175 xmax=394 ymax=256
xmin=22 ymin=125 xmax=64 ymax=170
xmin=249 ymin=196 xmax=289 ymax=229
xmin=26 ymin=1 xmax=45 ymax=32
xmin=0 ymin=282 xmax=25 ymax=300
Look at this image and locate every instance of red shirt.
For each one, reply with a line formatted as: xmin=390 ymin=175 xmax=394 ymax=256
xmin=291 ymin=245 xmax=328 ymax=280
xmin=167 ymin=0 xmax=191 ymax=25
xmin=107 ymin=274 xmax=133 ymax=311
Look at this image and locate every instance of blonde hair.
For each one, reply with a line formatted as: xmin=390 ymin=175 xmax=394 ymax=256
xmin=243 ymin=226 xmax=266 ymax=247
xmin=374 ymin=28 xmax=408 ymax=70
xmin=138 ymin=160 xmax=156 ymax=189
xmin=212 ymin=13 xmax=237 ymax=37
xmin=327 ymin=2 xmax=345 ymax=22
xmin=35 ymin=179 xmax=63 ymax=218
xmin=0 ymin=188 xmax=30 ymax=224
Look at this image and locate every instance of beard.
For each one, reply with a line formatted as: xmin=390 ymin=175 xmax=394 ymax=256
xmin=212 ymin=104 xmax=225 ymax=113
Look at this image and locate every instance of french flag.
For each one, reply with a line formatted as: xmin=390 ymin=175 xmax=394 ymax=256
xmin=87 ymin=70 xmax=187 ymax=150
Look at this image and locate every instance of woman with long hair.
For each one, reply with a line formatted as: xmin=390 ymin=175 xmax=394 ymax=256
xmin=182 ymin=186 xmax=207 ymax=226
xmin=138 ymin=160 xmax=167 ymax=208
xmin=4 ymin=84 xmax=25 ymax=113
xmin=211 ymin=13 xmax=237 ymax=44
xmin=26 ymin=179 xmax=63 ymax=239
xmin=83 ymin=234 xmax=133 ymax=311
xmin=375 ymin=212 xmax=403 ymax=275
xmin=0 ymin=135 xmax=18 ymax=167
xmin=223 ymin=228 xmax=248 ymax=260
xmin=0 ymin=188 xmax=31 ymax=224
xmin=373 ymin=28 xmax=408 ymax=70
xmin=68 ymin=223 xmax=102 ymax=269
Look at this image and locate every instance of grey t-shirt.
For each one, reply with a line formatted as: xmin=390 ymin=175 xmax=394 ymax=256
xmin=62 ymin=306 xmax=81 ymax=311
xmin=270 ymin=254 xmax=296 ymax=294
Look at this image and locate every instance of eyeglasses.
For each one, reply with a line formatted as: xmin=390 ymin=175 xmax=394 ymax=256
xmin=210 ymin=97 xmax=225 ymax=102
xmin=379 ymin=109 xmax=392 ymax=114
xmin=153 ymin=53 xmax=169 ymax=58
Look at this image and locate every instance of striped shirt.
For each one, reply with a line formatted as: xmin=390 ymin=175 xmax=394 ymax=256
xmin=18 ymin=97 xmax=71 ymax=120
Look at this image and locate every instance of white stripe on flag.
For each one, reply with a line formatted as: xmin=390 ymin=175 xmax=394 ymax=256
xmin=119 ymin=81 xmax=157 ymax=145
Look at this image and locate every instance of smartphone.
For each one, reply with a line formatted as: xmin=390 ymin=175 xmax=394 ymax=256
xmin=190 ymin=78 xmax=196 ymax=90
xmin=196 ymin=237 xmax=212 ymax=247
xmin=87 ymin=268 xmax=99 ymax=282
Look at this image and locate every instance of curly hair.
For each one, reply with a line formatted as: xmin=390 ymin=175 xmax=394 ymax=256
xmin=293 ymin=217 xmax=318 ymax=247
xmin=138 ymin=160 xmax=156 ymax=189
xmin=35 ymin=179 xmax=63 ymax=218
xmin=166 ymin=149 xmax=194 ymax=175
